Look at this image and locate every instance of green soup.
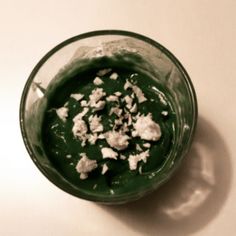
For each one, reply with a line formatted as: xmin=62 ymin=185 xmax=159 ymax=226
xmin=41 ymin=59 xmax=176 ymax=196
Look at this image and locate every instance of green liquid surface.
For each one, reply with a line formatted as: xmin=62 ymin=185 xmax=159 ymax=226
xmin=42 ymin=65 xmax=176 ymax=197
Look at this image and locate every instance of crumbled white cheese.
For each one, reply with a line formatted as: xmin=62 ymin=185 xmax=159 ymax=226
xmin=136 ymin=144 xmax=143 ymax=151
xmin=97 ymin=68 xmax=112 ymax=76
xmin=109 ymin=107 xmax=122 ymax=117
xmin=106 ymin=95 xmax=119 ymax=102
xmin=124 ymin=80 xmax=133 ymax=90
xmin=88 ymin=133 xmax=98 ymax=145
xmin=93 ymin=76 xmax=104 ymax=85
xmin=128 ymin=150 xmax=150 ymax=170
xmin=161 ymin=111 xmax=168 ymax=116
xmin=80 ymin=100 xmax=89 ymax=107
xmin=120 ymin=154 xmax=126 ymax=160
xmin=89 ymin=88 xmax=106 ymax=111
xmin=143 ymin=143 xmax=151 ymax=148
xmin=109 ymin=72 xmax=118 ymax=80
xmin=98 ymin=133 xmax=105 ymax=139
xmin=72 ymin=119 xmax=88 ymax=141
xmin=101 ymin=147 xmax=118 ymax=160
xmin=89 ymin=115 xmax=103 ymax=133
xmin=124 ymin=95 xmax=133 ymax=109
xmin=56 ymin=107 xmax=69 ymax=122
xmin=101 ymin=163 xmax=109 ymax=175
xmin=132 ymin=113 xmax=161 ymax=141
xmin=127 ymin=114 xmax=132 ymax=126
xmin=75 ymin=153 xmax=98 ymax=179
xmin=130 ymin=103 xmax=137 ymax=113
xmin=120 ymin=122 xmax=129 ymax=133
xmin=114 ymin=91 xmax=122 ymax=97
xmin=73 ymin=107 xmax=89 ymax=122
xmin=132 ymin=85 xmax=147 ymax=103
xmin=105 ymin=131 xmax=129 ymax=150
xmin=70 ymin=93 xmax=84 ymax=101
xmin=66 ymin=154 xmax=72 ymax=159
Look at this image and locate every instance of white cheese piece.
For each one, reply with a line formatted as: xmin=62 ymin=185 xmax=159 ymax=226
xmin=93 ymin=77 xmax=104 ymax=85
xmin=89 ymin=115 xmax=103 ymax=133
xmin=120 ymin=154 xmax=126 ymax=160
xmin=92 ymin=100 xmax=106 ymax=111
xmin=109 ymin=107 xmax=122 ymax=117
xmin=72 ymin=119 xmax=88 ymax=140
xmin=66 ymin=154 xmax=72 ymax=159
xmin=106 ymin=95 xmax=119 ymax=102
xmin=161 ymin=111 xmax=168 ymax=116
xmin=101 ymin=147 xmax=118 ymax=160
xmin=105 ymin=131 xmax=129 ymax=151
xmin=109 ymin=72 xmax=118 ymax=80
xmin=114 ymin=91 xmax=122 ymax=97
xmin=124 ymin=80 xmax=133 ymax=90
xmin=132 ymin=85 xmax=147 ymax=103
xmin=73 ymin=107 xmax=89 ymax=122
xmin=89 ymin=88 xmax=106 ymax=111
xmin=80 ymin=100 xmax=89 ymax=107
xmin=130 ymin=103 xmax=137 ymax=113
xmin=70 ymin=93 xmax=84 ymax=101
xmin=121 ymin=122 xmax=129 ymax=133
xmin=88 ymin=133 xmax=98 ymax=145
xmin=143 ymin=143 xmax=151 ymax=148
xmin=124 ymin=95 xmax=133 ymax=109
xmin=101 ymin=163 xmax=109 ymax=175
xmin=56 ymin=107 xmax=69 ymax=122
xmin=133 ymin=113 xmax=161 ymax=141
xmin=75 ymin=153 xmax=98 ymax=179
xmin=98 ymin=133 xmax=105 ymax=139
xmin=97 ymin=68 xmax=112 ymax=76
xmin=136 ymin=144 xmax=143 ymax=151
xmin=127 ymin=114 xmax=132 ymax=126
xmin=128 ymin=150 xmax=150 ymax=170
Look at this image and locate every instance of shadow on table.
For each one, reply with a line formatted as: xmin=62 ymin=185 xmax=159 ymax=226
xmin=100 ymin=116 xmax=232 ymax=236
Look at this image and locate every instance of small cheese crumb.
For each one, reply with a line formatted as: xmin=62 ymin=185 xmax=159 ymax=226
xmin=80 ymin=100 xmax=89 ymax=107
xmin=56 ymin=107 xmax=69 ymax=122
xmin=136 ymin=144 xmax=143 ymax=151
xmin=97 ymin=68 xmax=112 ymax=76
xmin=73 ymin=108 xmax=89 ymax=122
xmin=110 ymin=72 xmax=118 ymax=80
xmin=93 ymin=77 xmax=103 ymax=85
xmin=114 ymin=91 xmax=122 ymax=97
xmin=72 ymin=119 xmax=88 ymax=141
xmin=130 ymin=103 xmax=137 ymax=113
xmin=161 ymin=111 xmax=168 ymax=116
xmin=132 ymin=85 xmax=147 ymax=103
xmin=124 ymin=80 xmax=133 ymax=90
xmin=75 ymin=153 xmax=98 ymax=179
xmin=128 ymin=150 xmax=150 ymax=170
xmin=102 ymin=163 xmax=109 ymax=175
xmin=70 ymin=93 xmax=84 ymax=101
xmin=101 ymin=147 xmax=118 ymax=160
xmin=133 ymin=113 xmax=161 ymax=141
xmin=88 ymin=133 xmax=98 ymax=145
xmin=66 ymin=154 xmax=72 ymax=159
xmin=106 ymin=95 xmax=119 ymax=102
xmin=109 ymin=107 xmax=122 ymax=117
xmin=89 ymin=115 xmax=103 ymax=133
xmin=124 ymin=95 xmax=133 ymax=109
xmin=89 ymin=88 xmax=106 ymax=111
xmin=143 ymin=143 xmax=151 ymax=148
xmin=105 ymin=131 xmax=129 ymax=151
xmin=120 ymin=154 xmax=126 ymax=160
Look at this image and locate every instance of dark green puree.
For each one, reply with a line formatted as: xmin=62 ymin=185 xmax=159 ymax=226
xmin=41 ymin=57 xmax=176 ymax=196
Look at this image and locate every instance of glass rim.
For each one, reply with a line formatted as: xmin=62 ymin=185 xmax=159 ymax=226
xmin=19 ymin=29 xmax=198 ymax=203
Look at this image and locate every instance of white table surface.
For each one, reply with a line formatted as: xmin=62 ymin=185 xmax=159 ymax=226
xmin=0 ymin=1 xmax=235 ymax=235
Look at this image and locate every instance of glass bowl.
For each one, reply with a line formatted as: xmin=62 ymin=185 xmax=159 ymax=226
xmin=20 ymin=30 xmax=197 ymax=204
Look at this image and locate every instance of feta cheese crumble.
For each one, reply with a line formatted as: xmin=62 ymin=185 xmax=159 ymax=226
xmin=128 ymin=150 xmax=150 ymax=170
xmin=70 ymin=93 xmax=84 ymax=101
xmin=132 ymin=113 xmax=161 ymax=141
xmin=56 ymin=107 xmax=69 ymax=122
xmin=101 ymin=147 xmax=118 ymax=160
xmin=102 ymin=163 xmax=109 ymax=174
xmin=75 ymin=153 xmax=98 ymax=179
xmin=105 ymin=131 xmax=130 ymax=151
xmin=93 ymin=77 xmax=103 ymax=85
xmin=109 ymin=72 xmax=118 ymax=80
xmin=89 ymin=115 xmax=103 ymax=133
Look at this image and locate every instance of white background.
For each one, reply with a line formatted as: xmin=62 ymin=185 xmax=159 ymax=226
xmin=0 ymin=1 xmax=236 ymax=235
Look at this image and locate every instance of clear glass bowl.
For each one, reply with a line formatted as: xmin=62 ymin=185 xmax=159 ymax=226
xmin=20 ymin=30 xmax=197 ymax=204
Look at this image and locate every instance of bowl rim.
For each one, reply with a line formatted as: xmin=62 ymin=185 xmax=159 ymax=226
xmin=19 ymin=29 xmax=198 ymax=203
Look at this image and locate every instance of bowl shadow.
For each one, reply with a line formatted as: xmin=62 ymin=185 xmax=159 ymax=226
xmin=100 ymin=116 xmax=232 ymax=236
